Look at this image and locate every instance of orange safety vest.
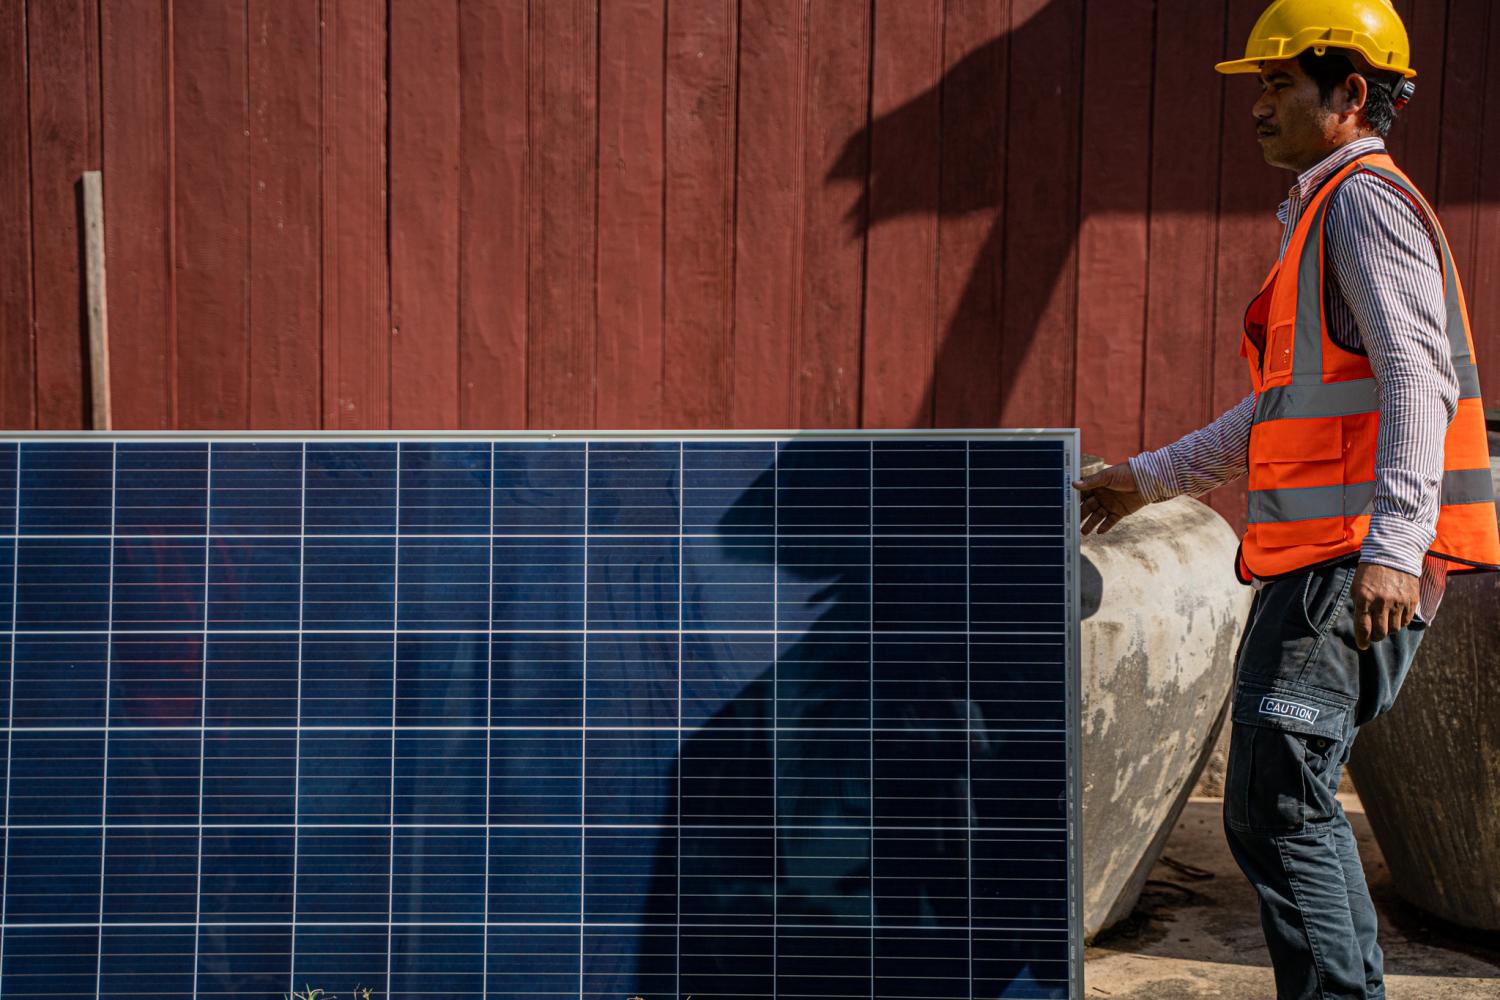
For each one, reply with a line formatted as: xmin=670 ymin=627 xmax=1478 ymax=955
xmin=1236 ymin=151 xmax=1500 ymax=584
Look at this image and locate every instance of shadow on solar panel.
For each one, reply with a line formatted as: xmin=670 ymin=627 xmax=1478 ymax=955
xmin=624 ymin=446 xmax=1069 ymax=1000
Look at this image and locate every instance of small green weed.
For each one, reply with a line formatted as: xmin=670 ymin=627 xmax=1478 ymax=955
xmin=284 ymin=986 xmax=377 ymax=1000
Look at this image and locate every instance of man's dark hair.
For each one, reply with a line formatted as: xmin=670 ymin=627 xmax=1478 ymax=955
xmin=1297 ymin=49 xmax=1402 ymax=137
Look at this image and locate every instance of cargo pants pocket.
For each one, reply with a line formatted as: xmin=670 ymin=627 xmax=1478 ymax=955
xmin=1224 ymin=682 xmax=1353 ymax=835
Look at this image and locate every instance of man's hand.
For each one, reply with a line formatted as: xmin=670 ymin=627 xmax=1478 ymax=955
xmin=1350 ymin=562 xmax=1420 ymax=649
xmin=1072 ymin=462 xmax=1150 ymax=535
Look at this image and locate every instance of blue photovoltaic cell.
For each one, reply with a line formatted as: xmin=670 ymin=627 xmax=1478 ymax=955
xmin=0 ymin=434 xmax=1078 ymax=1000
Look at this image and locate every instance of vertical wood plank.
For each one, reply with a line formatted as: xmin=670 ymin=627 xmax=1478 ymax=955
xmin=730 ymin=0 xmax=804 ymax=429
xmin=0 ymin=0 xmax=35 ymax=428
xmin=1140 ymin=0 xmax=1226 ymax=449
xmin=27 ymin=0 xmax=101 ymax=428
xmin=596 ymin=0 xmax=666 ymax=429
xmin=1072 ymin=0 xmax=1152 ymax=462
xmin=801 ymin=0 xmax=871 ymax=428
xmin=663 ymin=0 xmax=738 ymax=428
xmin=101 ymin=0 xmax=175 ymax=430
xmin=998 ymin=0 xmax=1083 ymax=429
xmin=860 ymin=0 xmax=942 ymax=429
xmin=1432 ymin=0 xmax=1488 ymax=403
xmin=458 ymin=0 xmax=529 ymax=429
xmin=1468 ymin=0 xmax=1500 ymax=410
xmin=321 ymin=0 xmax=389 ymax=429
xmin=1204 ymin=0 xmax=1287 ymax=536
xmin=174 ymin=0 xmax=249 ymax=428
xmin=931 ymin=0 xmax=1008 ymax=430
xmin=248 ymin=0 xmax=322 ymax=428
xmin=390 ymin=0 xmax=460 ymax=429
xmin=527 ymin=0 xmax=598 ymax=429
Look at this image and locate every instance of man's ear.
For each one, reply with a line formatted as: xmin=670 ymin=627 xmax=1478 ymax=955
xmin=1338 ymin=73 xmax=1369 ymax=119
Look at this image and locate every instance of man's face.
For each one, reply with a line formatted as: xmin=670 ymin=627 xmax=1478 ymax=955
xmin=1252 ymin=57 xmax=1347 ymax=172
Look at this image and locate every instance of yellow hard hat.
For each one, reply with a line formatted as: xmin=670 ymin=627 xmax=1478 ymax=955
xmin=1216 ymin=0 xmax=1416 ymax=79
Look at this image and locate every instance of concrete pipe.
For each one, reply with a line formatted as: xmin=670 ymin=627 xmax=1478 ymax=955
xmin=1078 ymin=456 xmax=1252 ymax=941
xmin=1346 ymin=454 xmax=1500 ymax=932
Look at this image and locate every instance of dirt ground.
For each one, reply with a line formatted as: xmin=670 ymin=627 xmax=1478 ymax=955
xmin=1084 ymin=794 xmax=1500 ymax=998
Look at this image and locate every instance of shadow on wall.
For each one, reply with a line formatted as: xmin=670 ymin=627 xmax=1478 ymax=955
xmin=823 ymin=3 xmax=1254 ymax=430
xmin=825 ymin=3 xmax=1500 ymax=434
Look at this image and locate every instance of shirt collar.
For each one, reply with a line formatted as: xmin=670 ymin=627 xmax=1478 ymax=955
xmin=1294 ymin=136 xmax=1386 ymax=201
xmin=1277 ymin=136 xmax=1387 ymax=225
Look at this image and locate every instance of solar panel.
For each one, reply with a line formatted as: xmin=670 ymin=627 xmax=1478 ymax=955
xmin=0 ymin=431 xmax=1081 ymax=1000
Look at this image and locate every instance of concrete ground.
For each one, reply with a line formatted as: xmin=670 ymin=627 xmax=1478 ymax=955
xmin=1084 ymin=794 xmax=1500 ymax=998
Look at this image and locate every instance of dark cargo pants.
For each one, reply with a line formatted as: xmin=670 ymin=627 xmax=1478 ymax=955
xmin=1223 ymin=555 xmax=1427 ymax=1000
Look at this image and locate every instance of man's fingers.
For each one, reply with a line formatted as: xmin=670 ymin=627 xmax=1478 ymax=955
xmin=1076 ymin=463 xmax=1144 ymax=536
xmin=1353 ymin=605 xmax=1373 ymax=650
xmin=1081 ymin=495 xmax=1130 ymax=535
xmin=1350 ymin=563 xmax=1421 ymax=641
xmin=1073 ymin=465 xmax=1131 ymax=493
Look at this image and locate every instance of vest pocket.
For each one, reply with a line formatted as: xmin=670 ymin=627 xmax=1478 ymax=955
xmin=1264 ymin=320 xmax=1295 ymax=378
xmin=1254 ymin=512 xmax=1346 ymax=547
xmin=1248 ymin=419 xmax=1348 ymax=546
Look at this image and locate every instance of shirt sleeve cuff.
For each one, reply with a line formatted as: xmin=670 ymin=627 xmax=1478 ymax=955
xmin=1127 ymin=449 xmax=1179 ymax=504
xmin=1359 ymin=513 xmax=1433 ymax=578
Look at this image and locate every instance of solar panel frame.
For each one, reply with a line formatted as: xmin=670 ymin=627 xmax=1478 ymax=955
xmin=0 ymin=428 xmax=1083 ymax=1000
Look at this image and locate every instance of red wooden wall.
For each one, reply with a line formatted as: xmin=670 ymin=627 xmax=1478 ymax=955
xmin=2 ymin=0 xmax=1498 ymax=531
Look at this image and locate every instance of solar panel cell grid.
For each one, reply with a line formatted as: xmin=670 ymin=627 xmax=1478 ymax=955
xmin=0 ymin=434 xmax=1078 ymax=1000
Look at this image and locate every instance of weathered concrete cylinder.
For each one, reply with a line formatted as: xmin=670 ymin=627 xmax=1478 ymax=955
xmin=1347 ymin=455 xmax=1500 ymax=932
xmin=1079 ymin=457 xmax=1252 ymax=941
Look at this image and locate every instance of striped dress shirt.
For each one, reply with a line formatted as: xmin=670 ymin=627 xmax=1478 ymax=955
xmin=1128 ymin=137 xmax=1457 ymax=621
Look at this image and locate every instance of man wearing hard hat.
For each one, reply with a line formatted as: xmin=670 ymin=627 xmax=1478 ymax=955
xmin=1073 ymin=1 xmax=1500 ymax=997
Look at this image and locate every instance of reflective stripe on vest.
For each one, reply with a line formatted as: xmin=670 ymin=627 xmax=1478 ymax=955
xmin=1247 ymin=468 xmax=1497 ymax=525
xmin=1253 ymin=363 xmax=1483 ymax=422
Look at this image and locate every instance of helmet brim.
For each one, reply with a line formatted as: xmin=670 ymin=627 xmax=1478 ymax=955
xmin=1214 ymin=47 xmax=1417 ymax=79
xmin=1215 ymin=57 xmax=1265 ymax=75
